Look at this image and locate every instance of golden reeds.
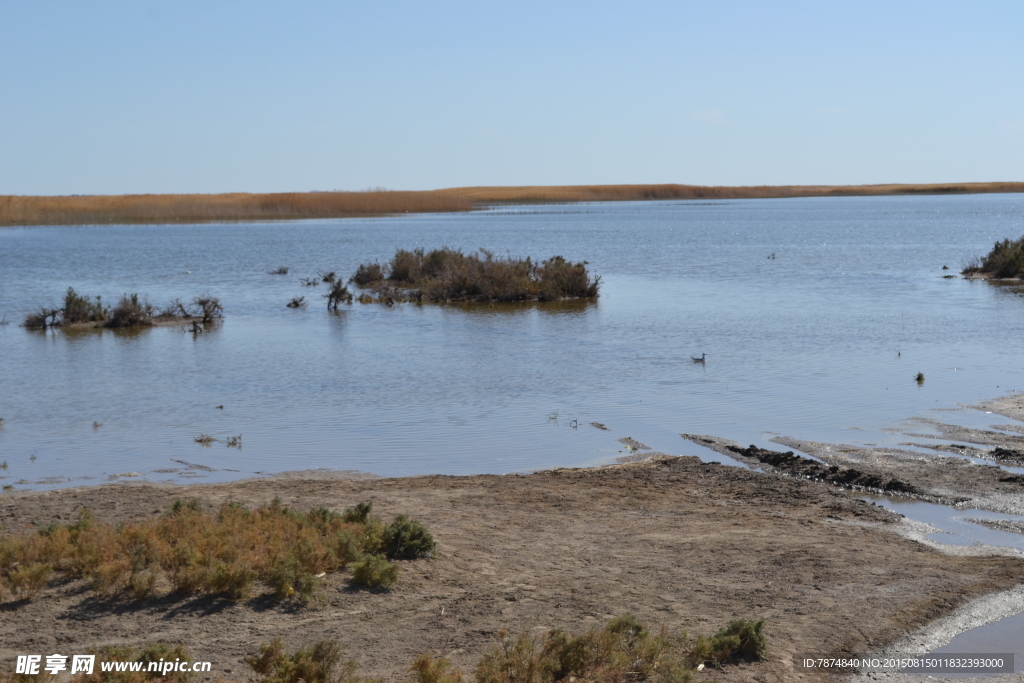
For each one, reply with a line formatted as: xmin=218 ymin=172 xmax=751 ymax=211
xmin=2 ymin=182 xmax=1022 ymax=226
xmin=439 ymin=181 xmax=1024 ymax=204
xmin=0 ymin=190 xmax=472 ymax=226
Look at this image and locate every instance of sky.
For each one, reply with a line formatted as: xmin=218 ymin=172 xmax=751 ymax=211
xmin=1 ymin=1 xmax=1022 ymax=195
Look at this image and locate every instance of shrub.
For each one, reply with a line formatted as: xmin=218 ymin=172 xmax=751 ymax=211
xmin=8 ymin=562 xmax=52 ymax=599
xmin=350 ymin=248 xmax=600 ymax=303
xmin=349 ymin=554 xmax=399 ymax=590
xmin=193 ymin=295 xmax=222 ymax=324
xmin=63 ymin=287 xmax=107 ymax=323
xmin=410 ymin=654 xmax=466 ymax=683
xmin=0 ymin=499 xmax=432 ymax=603
xmin=246 ymin=639 xmax=361 ymax=683
xmin=209 ymin=561 xmax=257 ymax=600
xmin=964 ymin=235 xmax=1024 ymax=278
xmin=325 ymin=281 xmax=353 ymax=310
xmin=343 ymin=502 xmax=374 ymax=524
xmin=23 ymin=307 xmax=60 ymax=329
xmin=382 ymin=515 xmax=436 ymax=560
xmin=349 ymin=262 xmax=384 ymax=286
xmin=107 ymin=294 xmax=154 ymax=328
xmin=268 ymin=557 xmax=318 ymax=602
xmin=688 ymin=618 xmax=766 ymax=667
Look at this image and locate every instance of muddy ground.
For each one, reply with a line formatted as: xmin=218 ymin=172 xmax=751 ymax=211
xmin=2 ymin=456 xmax=1024 ymax=682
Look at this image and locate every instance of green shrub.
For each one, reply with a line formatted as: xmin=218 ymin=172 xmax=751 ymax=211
xmin=349 ymin=554 xmax=399 ymax=590
xmin=343 ymin=502 xmax=374 ymax=524
xmin=63 ymin=287 xmax=107 ymax=323
xmin=964 ymin=235 xmax=1024 ymax=278
xmin=382 ymin=515 xmax=436 ymax=560
xmin=688 ymin=618 xmax=766 ymax=667
xmin=268 ymin=557 xmax=317 ymax=601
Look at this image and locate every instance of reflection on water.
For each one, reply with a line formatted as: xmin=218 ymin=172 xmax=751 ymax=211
xmin=1 ymin=194 xmax=1024 ymax=488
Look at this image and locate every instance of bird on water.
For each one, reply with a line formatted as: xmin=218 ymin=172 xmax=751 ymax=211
xmin=691 ymin=353 xmax=707 ymax=363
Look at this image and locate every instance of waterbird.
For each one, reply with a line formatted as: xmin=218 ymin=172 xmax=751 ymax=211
xmin=691 ymin=353 xmax=707 ymax=363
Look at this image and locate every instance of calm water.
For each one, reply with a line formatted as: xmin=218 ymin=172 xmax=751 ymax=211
xmin=2 ymin=194 xmax=1024 ymax=489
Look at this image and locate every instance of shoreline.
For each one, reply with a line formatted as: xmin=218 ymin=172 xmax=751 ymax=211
xmin=3 ymin=182 xmax=1023 ymax=226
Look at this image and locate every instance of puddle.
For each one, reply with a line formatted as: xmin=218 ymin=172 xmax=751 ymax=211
xmin=926 ymin=612 xmax=1024 ymax=679
xmin=863 ymin=496 xmax=1024 ymax=677
xmin=863 ymin=496 xmax=1024 ymax=551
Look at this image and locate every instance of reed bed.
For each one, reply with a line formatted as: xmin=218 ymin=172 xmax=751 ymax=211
xmin=439 ymin=181 xmax=1024 ymax=204
xmin=351 ymin=248 xmax=599 ymax=303
xmin=0 ymin=191 xmax=472 ymax=226
xmin=0 ymin=500 xmax=433 ymax=603
xmin=4 ymin=183 xmax=1022 ymax=226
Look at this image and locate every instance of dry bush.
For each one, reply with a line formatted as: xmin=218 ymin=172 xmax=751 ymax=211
xmin=0 ymin=500 xmax=431 ymax=604
xmin=23 ymin=307 xmax=60 ymax=329
xmin=324 ymin=281 xmax=353 ymax=310
xmin=193 ymin=295 xmax=223 ymax=324
xmin=246 ymin=639 xmax=362 ymax=683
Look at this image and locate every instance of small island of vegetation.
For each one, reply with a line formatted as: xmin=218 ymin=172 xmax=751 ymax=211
xmin=349 ymin=247 xmax=600 ymax=304
xmin=23 ymin=287 xmax=222 ymax=330
xmin=963 ymin=234 xmax=1024 ymax=279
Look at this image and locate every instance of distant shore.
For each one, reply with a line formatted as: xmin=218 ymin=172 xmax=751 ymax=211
xmin=2 ymin=181 xmax=1022 ymax=226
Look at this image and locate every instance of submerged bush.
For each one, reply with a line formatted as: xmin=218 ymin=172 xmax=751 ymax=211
xmin=964 ymin=235 xmax=1024 ymax=278
xmin=349 ymin=248 xmax=600 ymax=303
xmin=63 ymin=287 xmax=107 ymax=323
xmin=324 ymin=280 xmax=353 ymax=310
xmin=107 ymin=294 xmax=155 ymax=328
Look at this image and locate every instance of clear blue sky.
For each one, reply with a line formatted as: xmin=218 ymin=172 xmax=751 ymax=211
xmin=1 ymin=1 xmax=1021 ymax=195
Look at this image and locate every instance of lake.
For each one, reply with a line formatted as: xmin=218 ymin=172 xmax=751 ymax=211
xmin=1 ymin=193 xmax=1023 ymax=489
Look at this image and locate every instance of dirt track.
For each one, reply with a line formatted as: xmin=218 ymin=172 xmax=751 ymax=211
xmin=2 ymin=456 xmax=1024 ymax=682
